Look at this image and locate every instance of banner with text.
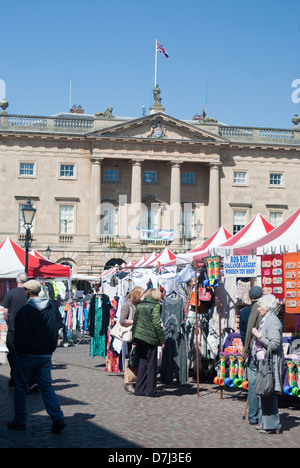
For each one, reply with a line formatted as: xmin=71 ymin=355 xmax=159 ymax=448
xmin=224 ymin=255 xmax=257 ymax=277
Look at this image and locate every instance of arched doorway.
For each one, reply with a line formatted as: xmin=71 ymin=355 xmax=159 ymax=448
xmin=104 ymin=258 xmax=125 ymax=270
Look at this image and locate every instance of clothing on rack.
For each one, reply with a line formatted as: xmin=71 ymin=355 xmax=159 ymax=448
xmin=160 ymin=295 xmax=188 ymax=385
xmin=106 ymin=298 xmax=121 ymax=373
xmin=89 ymin=293 xmax=111 ymax=358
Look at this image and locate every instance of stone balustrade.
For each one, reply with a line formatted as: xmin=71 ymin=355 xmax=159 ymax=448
xmin=1 ymin=113 xmax=300 ymax=143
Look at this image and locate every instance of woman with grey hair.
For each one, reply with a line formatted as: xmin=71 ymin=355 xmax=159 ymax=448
xmin=251 ymin=294 xmax=283 ymax=434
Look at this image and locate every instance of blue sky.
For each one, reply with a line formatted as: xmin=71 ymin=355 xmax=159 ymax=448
xmin=1 ymin=0 xmax=299 ymax=128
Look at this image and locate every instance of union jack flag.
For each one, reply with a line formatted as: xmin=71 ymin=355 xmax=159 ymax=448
xmin=156 ymin=41 xmax=169 ymax=58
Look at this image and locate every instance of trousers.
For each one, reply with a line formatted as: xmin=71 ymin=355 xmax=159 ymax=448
xmin=134 ymin=340 xmax=158 ymax=397
xmin=14 ymin=354 xmax=64 ymax=424
xmin=247 ymin=358 xmax=259 ymax=424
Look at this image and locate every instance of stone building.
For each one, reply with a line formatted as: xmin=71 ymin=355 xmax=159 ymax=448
xmin=0 ymin=92 xmax=300 ymax=275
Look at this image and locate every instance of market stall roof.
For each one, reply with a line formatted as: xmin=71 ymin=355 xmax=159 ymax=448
xmin=192 ymin=214 xmax=274 ymax=262
xmin=233 ymin=208 xmax=300 ymax=256
xmin=0 ymin=237 xmax=71 ymax=278
xmin=139 ymin=252 xmax=158 ymax=267
xmin=131 ymin=256 xmax=146 ymax=267
xmin=176 ymin=227 xmax=232 ymax=264
xmin=189 ymin=227 xmax=232 ymax=253
xmin=145 ymin=248 xmax=176 ymax=266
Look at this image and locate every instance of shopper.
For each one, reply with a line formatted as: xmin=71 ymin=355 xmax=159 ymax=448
xmin=251 ymin=294 xmax=283 ymax=434
xmin=241 ymin=286 xmax=263 ymax=425
xmin=7 ymin=280 xmax=65 ymax=433
xmin=119 ymin=286 xmax=145 ymax=392
xmin=240 ymin=286 xmax=263 ymax=346
xmin=1 ymin=272 xmax=28 ymax=387
xmin=132 ymin=289 xmax=165 ymax=397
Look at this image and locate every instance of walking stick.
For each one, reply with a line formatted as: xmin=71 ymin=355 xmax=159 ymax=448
xmin=242 ymin=397 xmax=248 ymax=420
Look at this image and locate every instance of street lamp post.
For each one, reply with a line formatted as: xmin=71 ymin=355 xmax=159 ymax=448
xmin=21 ymin=197 xmax=36 ymax=275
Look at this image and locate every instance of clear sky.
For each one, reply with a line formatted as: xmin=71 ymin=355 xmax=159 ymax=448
xmin=1 ymin=0 xmax=300 ymax=128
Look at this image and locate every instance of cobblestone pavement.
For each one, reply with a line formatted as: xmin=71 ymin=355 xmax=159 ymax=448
xmin=0 ymin=344 xmax=299 ymax=449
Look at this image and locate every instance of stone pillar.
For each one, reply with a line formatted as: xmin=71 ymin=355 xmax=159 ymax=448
xmin=170 ymin=161 xmax=182 ymax=245
xmin=208 ymin=163 xmax=220 ymax=235
xmin=130 ymin=159 xmax=143 ymax=244
xmin=89 ymin=157 xmax=103 ymax=242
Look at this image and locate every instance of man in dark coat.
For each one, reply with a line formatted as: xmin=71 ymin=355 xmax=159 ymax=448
xmin=7 ymin=280 xmax=65 ymax=433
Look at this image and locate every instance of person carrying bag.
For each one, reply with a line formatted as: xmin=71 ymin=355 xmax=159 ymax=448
xmin=251 ymin=294 xmax=283 ymax=434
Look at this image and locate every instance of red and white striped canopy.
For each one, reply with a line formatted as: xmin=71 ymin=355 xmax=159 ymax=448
xmin=233 ymin=208 xmax=300 ymax=256
xmin=0 ymin=238 xmax=71 ymax=278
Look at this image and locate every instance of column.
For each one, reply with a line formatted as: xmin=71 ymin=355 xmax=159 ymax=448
xmin=130 ymin=159 xmax=143 ymax=244
xmin=170 ymin=161 xmax=182 ymax=245
xmin=89 ymin=157 xmax=103 ymax=242
xmin=208 ymin=163 xmax=220 ymax=235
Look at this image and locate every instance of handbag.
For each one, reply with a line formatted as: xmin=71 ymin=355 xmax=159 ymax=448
xmin=199 ymin=287 xmax=212 ymax=302
xmin=128 ymin=345 xmax=140 ymax=368
xmin=255 ymin=344 xmax=275 ymax=397
xmin=110 ymin=320 xmax=132 ymax=343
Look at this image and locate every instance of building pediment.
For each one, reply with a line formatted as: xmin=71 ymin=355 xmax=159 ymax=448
xmin=87 ymin=112 xmax=228 ymax=144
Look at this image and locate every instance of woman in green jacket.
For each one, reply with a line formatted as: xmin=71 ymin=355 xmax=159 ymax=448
xmin=132 ymin=289 xmax=165 ymax=397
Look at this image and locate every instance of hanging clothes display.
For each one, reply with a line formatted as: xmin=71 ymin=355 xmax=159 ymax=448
xmin=89 ymin=293 xmax=111 ymax=358
xmin=160 ymin=295 xmax=188 ymax=385
xmin=105 ymin=297 xmax=121 ymax=373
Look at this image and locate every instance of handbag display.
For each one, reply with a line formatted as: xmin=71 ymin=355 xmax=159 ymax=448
xmin=110 ymin=320 xmax=132 ymax=343
xmin=254 ymin=344 xmax=275 ymax=397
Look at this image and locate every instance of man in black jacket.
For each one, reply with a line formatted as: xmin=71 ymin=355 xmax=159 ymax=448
xmin=7 ymin=280 xmax=65 ymax=433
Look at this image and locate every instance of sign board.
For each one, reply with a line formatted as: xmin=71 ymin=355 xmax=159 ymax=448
xmin=224 ymin=255 xmax=257 ymax=277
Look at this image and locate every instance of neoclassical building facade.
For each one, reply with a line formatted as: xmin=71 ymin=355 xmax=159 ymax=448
xmin=1 ymin=95 xmax=300 ymax=275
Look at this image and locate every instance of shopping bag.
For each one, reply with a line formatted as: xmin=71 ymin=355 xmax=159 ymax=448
xmin=124 ymin=358 xmax=138 ymax=384
xmin=254 ymin=345 xmax=274 ymax=397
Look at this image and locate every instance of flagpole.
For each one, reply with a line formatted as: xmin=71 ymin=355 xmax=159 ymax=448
xmin=154 ymin=39 xmax=157 ymax=86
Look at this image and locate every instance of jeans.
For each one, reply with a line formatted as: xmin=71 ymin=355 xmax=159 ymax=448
xmin=247 ymin=358 xmax=259 ymax=424
xmin=14 ymin=354 xmax=64 ymax=425
xmin=6 ymin=330 xmax=17 ymax=383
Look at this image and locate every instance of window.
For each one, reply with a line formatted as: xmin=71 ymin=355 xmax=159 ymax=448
xmin=104 ymin=169 xmax=119 ymax=182
xmin=233 ymin=211 xmax=246 ymax=235
xmin=141 ymin=206 xmax=159 ymax=230
xmin=270 ymin=173 xmax=282 ymax=186
xmin=59 ymin=205 xmax=74 ymax=234
xmin=19 ymin=162 xmax=35 ymax=176
xmin=233 ymin=172 xmax=247 ymax=185
xmin=182 ymin=208 xmax=195 ymax=237
xmin=181 ymin=172 xmax=195 ymax=185
xmin=102 ymin=208 xmax=118 ymax=235
xmin=270 ymin=212 xmax=283 ymax=228
xmin=60 ymin=164 xmax=75 ymax=178
xmin=144 ymin=171 xmax=157 ymax=184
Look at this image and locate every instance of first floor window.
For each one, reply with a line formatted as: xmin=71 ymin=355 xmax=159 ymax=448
xmin=270 ymin=211 xmax=283 ymax=228
xmin=59 ymin=205 xmax=74 ymax=233
xmin=141 ymin=207 xmax=159 ymax=230
xmin=233 ymin=211 xmax=246 ymax=234
xmin=102 ymin=207 xmax=118 ymax=235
